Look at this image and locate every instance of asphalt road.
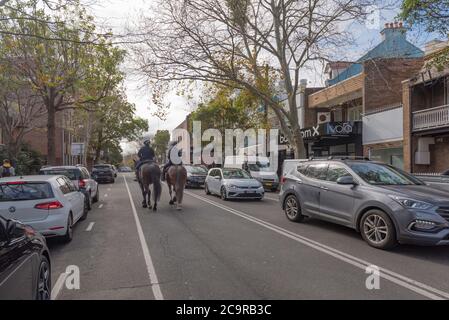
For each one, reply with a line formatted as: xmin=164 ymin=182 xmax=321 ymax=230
xmin=48 ymin=173 xmax=449 ymax=300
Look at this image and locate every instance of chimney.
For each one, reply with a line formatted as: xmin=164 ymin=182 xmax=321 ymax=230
xmin=381 ymin=21 xmax=406 ymax=41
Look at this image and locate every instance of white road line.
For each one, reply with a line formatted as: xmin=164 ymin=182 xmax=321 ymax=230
xmin=86 ymin=222 xmax=95 ymax=232
xmin=264 ymin=196 xmax=279 ymax=202
xmin=51 ymin=272 xmax=68 ymax=300
xmin=99 ymin=204 xmax=104 ymax=209
xmin=123 ymin=176 xmax=164 ymax=300
xmin=185 ymin=191 xmax=449 ymax=300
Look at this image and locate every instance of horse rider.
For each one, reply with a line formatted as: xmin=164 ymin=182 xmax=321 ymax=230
xmin=0 ymin=159 xmax=15 ymax=178
xmin=161 ymin=140 xmax=182 ymax=181
xmin=136 ymin=140 xmax=155 ymax=181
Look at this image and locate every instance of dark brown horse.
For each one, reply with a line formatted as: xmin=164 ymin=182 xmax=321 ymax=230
xmin=139 ymin=162 xmax=162 ymax=211
xmin=165 ymin=165 xmax=187 ymax=210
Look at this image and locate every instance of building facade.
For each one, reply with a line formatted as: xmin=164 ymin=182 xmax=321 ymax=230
xmin=403 ymin=40 xmax=449 ymax=174
xmin=306 ymin=22 xmax=423 ymax=168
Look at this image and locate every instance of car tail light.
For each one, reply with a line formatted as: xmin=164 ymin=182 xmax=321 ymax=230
xmin=35 ymin=201 xmax=64 ymax=210
xmin=79 ymin=179 xmax=87 ymax=188
xmin=280 ymin=176 xmax=286 ymax=184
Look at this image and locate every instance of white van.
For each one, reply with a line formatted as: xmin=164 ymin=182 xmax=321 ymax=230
xmin=224 ymin=155 xmax=279 ymax=192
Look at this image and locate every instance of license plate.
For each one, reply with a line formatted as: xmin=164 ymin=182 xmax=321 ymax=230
xmin=265 ymin=183 xmax=272 ymax=187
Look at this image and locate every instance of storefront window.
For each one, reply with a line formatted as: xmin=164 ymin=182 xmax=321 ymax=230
xmin=370 ymin=147 xmax=404 ymax=169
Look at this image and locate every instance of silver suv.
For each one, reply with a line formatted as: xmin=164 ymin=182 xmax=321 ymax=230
xmin=279 ymin=158 xmax=449 ymax=250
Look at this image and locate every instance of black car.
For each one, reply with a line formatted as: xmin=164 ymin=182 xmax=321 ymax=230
xmin=0 ymin=215 xmax=51 ymax=300
xmin=185 ymin=165 xmax=208 ymax=188
xmin=92 ymin=164 xmax=116 ymax=183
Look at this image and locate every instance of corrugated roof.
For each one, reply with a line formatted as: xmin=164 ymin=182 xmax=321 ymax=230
xmin=327 ymin=27 xmax=423 ymax=86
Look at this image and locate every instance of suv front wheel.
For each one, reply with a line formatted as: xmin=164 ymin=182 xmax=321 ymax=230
xmin=284 ymin=195 xmax=304 ymax=222
xmin=360 ymin=210 xmax=397 ymax=250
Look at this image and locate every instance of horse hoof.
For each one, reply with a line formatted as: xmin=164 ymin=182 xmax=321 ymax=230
xmin=176 ymin=205 xmax=182 ymax=211
xmin=169 ymin=200 xmax=174 ymax=205
xmin=153 ymin=206 xmax=157 ymax=212
xmin=148 ymin=205 xmax=152 ymax=210
xmin=142 ymin=204 xmax=148 ymax=208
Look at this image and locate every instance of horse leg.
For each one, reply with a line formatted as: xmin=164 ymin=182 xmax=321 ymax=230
xmin=147 ymin=186 xmax=152 ymax=210
xmin=140 ymin=181 xmax=148 ymax=208
xmin=168 ymin=182 xmax=174 ymax=205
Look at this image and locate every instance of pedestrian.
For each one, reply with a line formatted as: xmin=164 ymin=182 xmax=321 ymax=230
xmin=0 ymin=159 xmax=16 ymax=178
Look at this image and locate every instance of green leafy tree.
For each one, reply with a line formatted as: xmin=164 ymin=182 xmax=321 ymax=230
xmin=400 ymin=0 xmax=449 ymax=70
xmin=0 ymin=0 xmax=125 ymax=164
xmin=152 ymin=130 xmax=170 ymax=162
xmin=90 ymin=91 xmax=149 ymax=164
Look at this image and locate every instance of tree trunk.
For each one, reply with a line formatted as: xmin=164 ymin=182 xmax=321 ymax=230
xmin=94 ymin=128 xmax=103 ymax=164
xmin=47 ymin=104 xmax=57 ymax=165
xmin=292 ymin=126 xmax=307 ymax=159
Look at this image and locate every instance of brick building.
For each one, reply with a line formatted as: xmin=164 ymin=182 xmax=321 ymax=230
xmin=403 ymin=39 xmax=449 ymax=174
xmin=22 ymin=110 xmax=76 ymax=166
xmin=305 ymin=22 xmax=423 ymax=168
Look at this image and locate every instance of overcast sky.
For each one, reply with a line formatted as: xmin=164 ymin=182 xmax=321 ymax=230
xmin=88 ymin=1 xmax=440 ymax=154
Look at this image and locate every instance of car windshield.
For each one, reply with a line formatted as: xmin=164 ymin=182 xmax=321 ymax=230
xmin=40 ymin=169 xmax=78 ymax=180
xmin=223 ymin=169 xmax=251 ymax=179
xmin=0 ymin=182 xmax=53 ymax=202
xmin=94 ymin=165 xmax=111 ymax=170
xmin=349 ymin=162 xmax=424 ymax=185
xmin=186 ymin=166 xmax=208 ymax=174
xmin=248 ymin=162 xmax=271 ymax=172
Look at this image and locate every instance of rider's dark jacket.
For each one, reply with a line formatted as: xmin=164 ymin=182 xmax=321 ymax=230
xmin=138 ymin=145 xmax=155 ymax=162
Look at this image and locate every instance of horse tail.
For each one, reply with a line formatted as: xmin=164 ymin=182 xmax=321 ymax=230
xmin=175 ymin=165 xmax=186 ymax=205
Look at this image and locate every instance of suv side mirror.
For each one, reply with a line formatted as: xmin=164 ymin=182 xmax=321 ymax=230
xmin=337 ymin=175 xmax=357 ymax=185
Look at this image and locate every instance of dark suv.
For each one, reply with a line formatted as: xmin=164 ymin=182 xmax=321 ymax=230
xmin=92 ymin=164 xmax=116 ymax=183
xmin=279 ymin=158 xmax=449 ymax=250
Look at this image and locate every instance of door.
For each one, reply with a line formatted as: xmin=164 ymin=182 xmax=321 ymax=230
xmin=319 ymin=163 xmax=355 ymax=223
xmin=0 ymin=221 xmax=35 ymax=300
xmin=57 ymin=177 xmax=81 ymax=221
xmin=300 ymin=163 xmax=328 ymax=215
xmin=65 ymin=177 xmax=84 ymax=220
xmin=210 ymin=169 xmax=222 ymax=195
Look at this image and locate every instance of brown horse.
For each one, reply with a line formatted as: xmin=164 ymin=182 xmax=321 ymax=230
xmin=139 ymin=162 xmax=162 ymax=211
xmin=165 ymin=165 xmax=187 ymax=210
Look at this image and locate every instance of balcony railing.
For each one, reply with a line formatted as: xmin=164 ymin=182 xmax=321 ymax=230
xmin=413 ymin=104 xmax=449 ymax=131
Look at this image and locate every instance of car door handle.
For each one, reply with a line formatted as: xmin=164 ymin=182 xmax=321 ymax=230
xmin=320 ymin=186 xmax=329 ymax=191
xmin=296 ymin=180 xmax=302 ymax=184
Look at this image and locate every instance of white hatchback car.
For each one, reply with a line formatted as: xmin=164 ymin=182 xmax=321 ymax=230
xmin=0 ymin=175 xmax=87 ymax=242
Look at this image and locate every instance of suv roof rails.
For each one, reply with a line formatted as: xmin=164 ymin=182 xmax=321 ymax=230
xmin=308 ymin=156 xmax=371 ymax=161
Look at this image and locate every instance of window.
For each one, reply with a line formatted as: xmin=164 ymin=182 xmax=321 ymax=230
xmin=57 ymin=178 xmax=71 ymax=194
xmin=347 ymin=105 xmax=362 ymax=121
xmin=349 ymin=162 xmax=422 ymax=185
xmin=222 ymin=169 xmax=251 ymax=179
xmin=305 ymin=163 xmax=328 ymax=180
xmin=0 ymin=217 xmax=6 ymax=242
xmin=0 ymin=182 xmax=54 ymax=202
xmin=326 ymin=164 xmax=352 ymax=182
xmin=333 ymin=109 xmax=343 ymax=122
xmin=41 ymin=169 xmax=79 ymax=180
xmin=63 ymin=177 xmax=76 ymax=192
xmin=81 ymin=168 xmax=90 ymax=179
xmin=296 ymin=164 xmax=308 ymax=175
xmin=370 ymin=147 xmax=404 ymax=170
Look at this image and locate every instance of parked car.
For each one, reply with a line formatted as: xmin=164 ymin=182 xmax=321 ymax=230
xmin=0 ymin=175 xmax=87 ymax=242
xmin=205 ymin=168 xmax=264 ymax=200
xmin=185 ymin=165 xmax=208 ymax=188
xmin=39 ymin=166 xmax=99 ymax=210
xmin=0 ymin=215 xmax=51 ymax=300
xmin=224 ymin=156 xmax=279 ymax=191
xmin=92 ymin=164 xmax=116 ymax=183
xmin=280 ymin=158 xmax=449 ymax=250
xmin=118 ymin=166 xmax=133 ymax=173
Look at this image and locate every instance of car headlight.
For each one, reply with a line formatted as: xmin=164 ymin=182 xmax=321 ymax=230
xmin=389 ymin=195 xmax=434 ymax=210
xmin=227 ymin=184 xmax=238 ymax=189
